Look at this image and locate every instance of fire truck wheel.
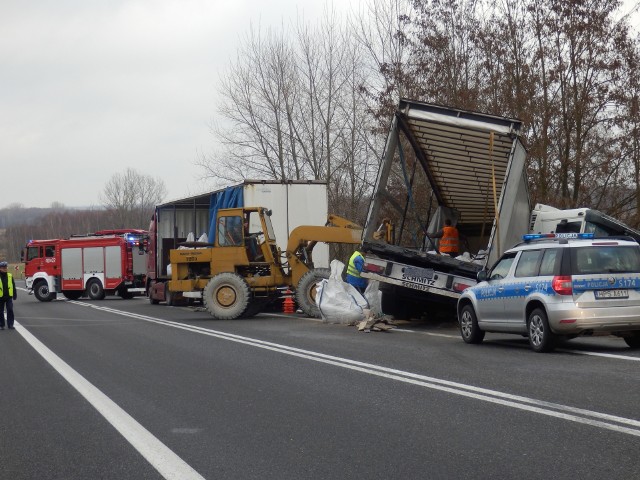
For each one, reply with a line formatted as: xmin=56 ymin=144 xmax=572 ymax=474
xmin=87 ymin=279 xmax=106 ymax=300
xmin=62 ymin=290 xmax=83 ymax=300
xmin=34 ymin=281 xmax=55 ymax=302
xmin=295 ymin=268 xmax=330 ymax=318
xmin=203 ymin=273 xmax=250 ymax=319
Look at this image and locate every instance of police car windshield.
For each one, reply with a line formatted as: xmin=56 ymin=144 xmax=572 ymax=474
xmin=571 ymin=246 xmax=640 ymax=275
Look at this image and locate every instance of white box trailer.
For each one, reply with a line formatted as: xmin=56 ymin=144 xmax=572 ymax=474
xmin=147 ymin=180 xmax=329 ymax=303
xmin=243 ymin=181 xmax=330 ymax=267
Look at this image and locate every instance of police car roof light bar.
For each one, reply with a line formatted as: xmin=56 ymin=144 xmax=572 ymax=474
xmin=523 ymin=233 xmax=595 ymax=242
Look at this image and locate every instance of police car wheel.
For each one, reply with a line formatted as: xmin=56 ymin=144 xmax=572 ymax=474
xmin=528 ymin=308 xmax=556 ymax=353
xmin=459 ymin=304 xmax=484 ymax=344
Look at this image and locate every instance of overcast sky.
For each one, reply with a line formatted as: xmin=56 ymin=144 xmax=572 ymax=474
xmin=2 ymin=1 xmax=637 ymax=210
xmin=1 ymin=0 xmax=360 ymax=209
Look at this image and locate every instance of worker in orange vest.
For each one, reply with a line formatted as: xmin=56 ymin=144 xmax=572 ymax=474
xmin=427 ymin=219 xmax=460 ymax=257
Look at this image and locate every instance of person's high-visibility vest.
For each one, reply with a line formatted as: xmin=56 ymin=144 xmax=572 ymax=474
xmin=0 ymin=272 xmax=14 ymax=297
xmin=347 ymin=251 xmax=364 ymax=279
xmin=439 ymin=226 xmax=460 ymax=254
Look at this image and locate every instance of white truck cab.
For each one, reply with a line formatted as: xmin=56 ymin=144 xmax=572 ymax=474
xmin=529 ymin=204 xmax=640 ymax=241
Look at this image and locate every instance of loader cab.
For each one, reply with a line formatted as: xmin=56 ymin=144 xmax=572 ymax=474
xmin=216 ymin=207 xmax=279 ymax=263
xmin=217 ymin=214 xmax=244 ymax=247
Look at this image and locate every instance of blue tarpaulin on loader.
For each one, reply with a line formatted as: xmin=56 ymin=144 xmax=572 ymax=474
xmin=208 ymin=186 xmax=244 ymax=242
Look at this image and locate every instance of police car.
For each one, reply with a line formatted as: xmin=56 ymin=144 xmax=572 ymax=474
xmin=457 ymin=233 xmax=640 ymax=352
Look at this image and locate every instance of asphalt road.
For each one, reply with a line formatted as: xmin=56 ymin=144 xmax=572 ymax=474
xmin=1 ymin=284 xmax=639 ymax=479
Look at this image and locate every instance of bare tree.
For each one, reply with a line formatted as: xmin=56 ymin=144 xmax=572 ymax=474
xmin=100 ymin=168 xmax=166 ymax=228
xmin=197 ymin=25 xmax=300 ymax=183
xmin=199 ymin=0 xmax=640 ymax=229
xmin=617 ymin=32 xmax=640 ymax=225
xmin=360 ymin=0 xmax=637 ymax=214
xmin=352 ymin=0 xmax=414 ymax=129
xmin=199 ymin=7 xmax=381 ymax=224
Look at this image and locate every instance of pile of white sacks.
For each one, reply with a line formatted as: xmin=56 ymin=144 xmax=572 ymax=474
xmin=315 ymin=259 xmax=391 ymax=330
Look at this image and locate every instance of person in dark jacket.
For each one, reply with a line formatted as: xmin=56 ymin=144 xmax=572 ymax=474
xmin=0 ymin=261 xmax=17 ymax=330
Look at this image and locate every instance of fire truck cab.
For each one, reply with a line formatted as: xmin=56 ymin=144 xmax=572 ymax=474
xmin=23 ymin=230 xmax=148 ymax=302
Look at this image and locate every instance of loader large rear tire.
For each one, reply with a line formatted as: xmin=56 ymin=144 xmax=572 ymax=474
xmin=295 ymin=268 xmax=330 ymax=318
xmin=203 ymin=273 xmax=251 ymax=319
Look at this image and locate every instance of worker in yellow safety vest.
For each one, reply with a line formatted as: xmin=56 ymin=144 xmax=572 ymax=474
xmin=0 ymin=261 xmax=17 ymax=330
xmin=346 ymin=250 xmax=368 ymax=294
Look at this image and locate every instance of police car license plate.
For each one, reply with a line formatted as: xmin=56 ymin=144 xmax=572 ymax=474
xmin=595 ymin=289 xmax=629 ymax=299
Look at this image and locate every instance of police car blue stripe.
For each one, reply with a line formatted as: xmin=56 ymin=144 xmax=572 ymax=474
xmin=475 ymin=280 xmax=555 ymax=300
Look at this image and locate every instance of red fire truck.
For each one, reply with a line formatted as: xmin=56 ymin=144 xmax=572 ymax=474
xmin=23 ymin=230 xmax=149 ymax=302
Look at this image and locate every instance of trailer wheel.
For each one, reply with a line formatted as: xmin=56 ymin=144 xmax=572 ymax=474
xmin=119 ymin=290 xmax=134 ymax=300
xmin=166 ymin=291 xmax=178 ymax=306
xmin=62 ymin=290 xmax=83 ymax=300
xmin=148 ymin=281 xmax=161 ymax=304
xmin=87 ymin=279 xmax=106 ymax=300
xmin=295 ymin=268 xmax=330 ymax=318
xmin=203 ymin=273 xmax=250 ymax=319
xmin=380 ymin=290 xmax=407 ymax=319
xmin=34 ymin=281 xmax=55 ymax=302
xmin=243 ymin=300 xmax=268 ymax=318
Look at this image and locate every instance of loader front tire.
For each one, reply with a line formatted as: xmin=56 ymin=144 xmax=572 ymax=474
xmin=295 ymin=268 xmax=331 ymax=318
xmin=203 ymin=273 xmax=251 ymax=319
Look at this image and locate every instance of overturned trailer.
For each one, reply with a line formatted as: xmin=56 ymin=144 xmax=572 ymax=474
xmin=360 ymin=100 xmax=530 ymax=318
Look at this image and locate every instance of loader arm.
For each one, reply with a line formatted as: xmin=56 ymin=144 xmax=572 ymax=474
xmin=286 ymin=217 xmax=363 ymax=286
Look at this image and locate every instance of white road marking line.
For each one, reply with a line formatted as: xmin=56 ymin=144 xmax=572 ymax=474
xmin=556 ymin=349 xmax=640 ymax=361
xmin=272 ymin=314 xmax=639 ymax=358
xmin=14 ymin=320 xmax=205 ymax=480
xmin=68 ymin=302 xmax=640 ymax=437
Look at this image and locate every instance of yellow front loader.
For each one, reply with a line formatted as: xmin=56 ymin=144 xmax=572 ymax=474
xmin=168 ymin=207 xmax=362 ymax=319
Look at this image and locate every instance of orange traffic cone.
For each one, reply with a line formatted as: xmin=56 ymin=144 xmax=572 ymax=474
xmin=283 ymin=289 xmax=295 ymax=314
